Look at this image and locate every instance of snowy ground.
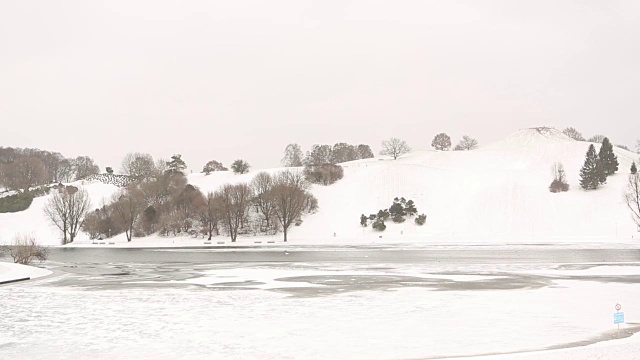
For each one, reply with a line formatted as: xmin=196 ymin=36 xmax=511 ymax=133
xmin=1 ymin=250 xmax=640 ymax=360
xmin=0 ymin=261 xmax=52 ymax=283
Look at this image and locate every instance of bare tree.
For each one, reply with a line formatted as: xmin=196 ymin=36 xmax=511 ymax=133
xmin=3 ymin=156 xmax=48 ymax=193
xmin=5 ymin=233 xmax=48 ymax=265
xmin=251 ymin=172 xmax=277 ymax=232
xmin=201 ymin=192 xmax=223 ymax=240
xmin=55 ymin=158 xmax=74 ymax=183
xmin=624 ymin=174 xmax=640 ymax=228
xmin=121 ymin=152 xmax=155 ymax=180
xmin=73 ymin=156 xmax=100 ymax=180
xmin=155 ymin=158 xmax=169 ymax=175
xmin=432 ymin=133 xmax=452 ymax=151
xmin=231 ymin=159 xmax=251 ymax=174
xmin=330 ymin=143 xmax=357 ymax=164
xmin=562 ymin=127 xmax=585 ymax=141
xmin=282 ymin=144 xmax=304 ymax=167
xmin=44 ymin=186 xmax=91 ymax=244
xmin=380 ymin=138 xmax=411 ymax=160
xmin=454 ymin=136 xmax=479 ymax=151
xmin=111 ymin=187 xmax=145 ymax=242
xmin=217 ymin=183 xmax=253 ymax=242
xmin=588 ymin=135 xmax=606 ymax=143
xmin=304 ymin=145 xmax=333 ymax=165
xmin=356 ymin=144 xmax=374 ymax=159
xmin=269 ymin=170 xmax=316 ymax=242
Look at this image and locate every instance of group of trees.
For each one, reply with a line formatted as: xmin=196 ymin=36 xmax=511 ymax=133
xmin=563 ymin=127 xmax=633 ymax=151
xmin=579 ymin=138 xmax=619 ymax=190
xmin=0 ymin=147 xmax=99 ymax=193
xmin=379 ymin=134 xmax=478 ymax=160
xmin=81 ymin=169 xmax=317 ymax=243
xmin=360 ymin=197 xmax=425 ymax=231
xmin=281 ymin=143 xmax=374 ymax=167
xmin=303 ymin=164 xmax=344 ymax=185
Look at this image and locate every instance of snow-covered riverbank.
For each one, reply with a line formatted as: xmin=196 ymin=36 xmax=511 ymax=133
xmin=0 ymin=261 xmax=52 ymax=284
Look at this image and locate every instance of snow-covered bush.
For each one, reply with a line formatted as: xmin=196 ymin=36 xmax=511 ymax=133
xmin=415 ymin=214 xmax=427 ymax=226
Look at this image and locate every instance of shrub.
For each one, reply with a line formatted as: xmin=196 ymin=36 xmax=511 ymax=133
xmin=549 ymin=179 xmax=570 ymax=193
xmin=5 ymin=234 xmax=48 ymax=265
xmin=303 ymin=164 xmax=344 ymax=185
xmin=372 ymin=219 xmax=386 ymax=231
xmin=392 ymin=214 xmax=406 ymax=223
xmin=360 ymin=214 xmax=368 ymax=227
xmin=0 ymin=192 xmax=35 ymax=213
xmin=415 ymin=214 xmax=427 ymax=226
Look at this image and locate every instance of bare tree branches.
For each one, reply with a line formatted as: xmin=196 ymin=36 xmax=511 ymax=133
xmin=217 ymin=183 xmax=253 ymax=242
xmin=380 ymin=138 xmax=410 ymax=160
xmin=624 ymin=174 xmax=640 ymax=227
xmin=431 ymin=133 xmax=452 ymax=151
xmin=269 ymin=170 xmax=316 ymax=242
xmin=454 ymin=136 xmax=479 ymax=151
xmin=5 ymin=233 xmax=48 ymax=265
xmin=121 ymin=152 xmax=155 ymax=180
xmin=43 ymin=186 xmax=91 ymax=244
xmin=562 ymin=127 xmax=585 ymax=141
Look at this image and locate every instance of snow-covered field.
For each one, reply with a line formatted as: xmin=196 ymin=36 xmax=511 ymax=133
xmin=1 ymin=257 xmax=639 ymax=360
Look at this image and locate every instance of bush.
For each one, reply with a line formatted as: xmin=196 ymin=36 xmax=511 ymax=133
xmin=360 ymin=214 xmax=368 ymax=227
xmin=372 ymin=219 xmax=386 ymax=231
xmin=0 ymin=192 xmax=35 ymax=213
xmin=415 ymin=214 xmax=427 ymax=226
xmin=5 ymin=234 xmax=48 ymax=265
xmin=549 ymin=179 xmax=569 ymax=193
xmin=392 ymin=214 xmax=406 ymax=223
xmin=303 ymin=164 xmax=344 ymax=185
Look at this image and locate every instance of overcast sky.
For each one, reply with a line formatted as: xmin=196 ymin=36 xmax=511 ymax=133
xmin=1 ymin=0 xmax=639 ymax=171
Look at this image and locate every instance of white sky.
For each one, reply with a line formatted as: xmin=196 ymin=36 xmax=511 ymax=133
xmin=1 ymin=0 xmax=639 ymax=171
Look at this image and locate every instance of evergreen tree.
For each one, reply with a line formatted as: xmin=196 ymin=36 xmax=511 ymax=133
xmin=579 ymin=145 xmax=601 ymax=190
xmin=405 ymin=200 xmax=417 ymax=216
xmin=598 ymin=137 xmax=619 ymax=175
xmin=166 ymin=154 xmax=187 ymax=174
xmin=632 ymin=162 xmax=638 ymax=175
xmin=360 ymin=214 xmax=368 ymax=227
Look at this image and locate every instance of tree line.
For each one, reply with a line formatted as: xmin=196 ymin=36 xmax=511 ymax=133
xmin=75 ymin=168 xmax=317 ymax=244
xmin=0 ymin=146 xmax=99 ymax=193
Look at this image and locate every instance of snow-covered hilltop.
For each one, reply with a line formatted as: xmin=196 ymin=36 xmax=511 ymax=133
xmin=1 ymin=128 xmax=638 ymax=246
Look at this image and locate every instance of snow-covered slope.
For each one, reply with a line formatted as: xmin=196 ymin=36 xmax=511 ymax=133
xmin=0 ymin=182 xmax=119 ymax=246
xmin=190 ymin=127 xmax=639 ymax=243
xmin=1 ymin=128 xmax=638 ymax=246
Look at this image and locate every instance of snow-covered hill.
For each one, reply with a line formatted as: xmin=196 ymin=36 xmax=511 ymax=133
xmin=1 ymin=127 xmax=638 ymax=246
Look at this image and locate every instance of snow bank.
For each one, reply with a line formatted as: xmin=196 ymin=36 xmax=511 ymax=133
xmin=0 ymin=261 xmax=51 ymax=283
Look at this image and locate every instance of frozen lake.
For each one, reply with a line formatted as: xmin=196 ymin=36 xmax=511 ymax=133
xmin=2 ymin=246 xmax=640 ymax=359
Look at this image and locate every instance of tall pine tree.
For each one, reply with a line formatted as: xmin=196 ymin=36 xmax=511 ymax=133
xmin=632 ymin=162 xmax=638 ymax=175
xmin=580 ymin=144 xmax=601 ymax=190
xmin=598 ymin=137 xmax=619 ymax=175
